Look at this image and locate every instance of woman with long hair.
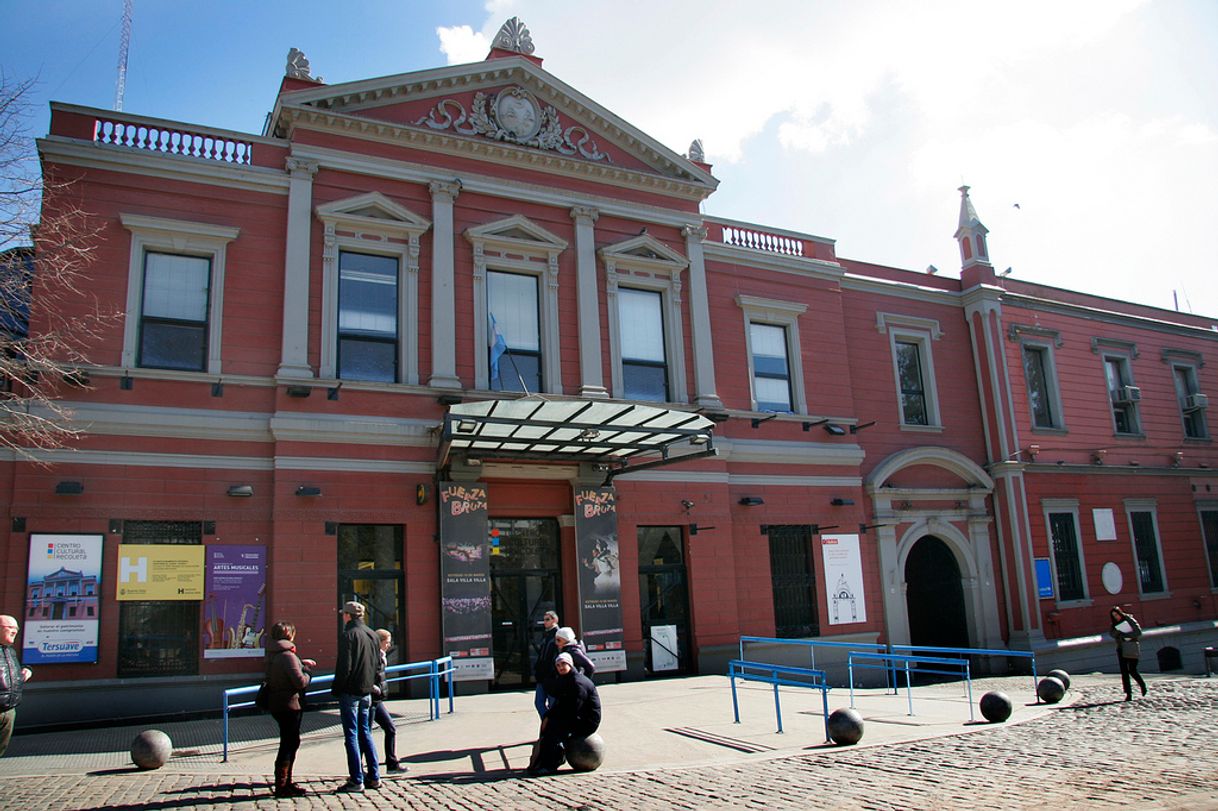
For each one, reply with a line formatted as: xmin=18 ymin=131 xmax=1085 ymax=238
xmin=265 ymin=621 xmax=316 ymax=796
xmin=1109 ymin=606 xmax=1148 ymax=701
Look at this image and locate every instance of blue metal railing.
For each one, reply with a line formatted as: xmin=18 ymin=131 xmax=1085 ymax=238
xmin=738 ymin=636 xmax=888 ymax=674
xmin=889 ymin=644 xmax=1037 ymax=697
xmin=728 ymin=659 xmax=831 ymax=740
xmin=848 ymin=651 xmax=974 ymax=720
xmin=222 ymin=655 xmax=454 ymax=762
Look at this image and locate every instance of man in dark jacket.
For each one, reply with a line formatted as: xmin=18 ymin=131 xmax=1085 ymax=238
xmin=527 ymin=652 xmax=601 ymax=775
xmin=332 ymin=601 xmax=380 ymax=792
xmin=1 ymin=615 xmax=32 ymax=757
xmin=532 ymin=610 xmax=559 ymax=718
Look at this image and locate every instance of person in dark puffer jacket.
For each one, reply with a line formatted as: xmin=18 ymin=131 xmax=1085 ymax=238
xmin=264 ymin=621 xmax=315 ymax=797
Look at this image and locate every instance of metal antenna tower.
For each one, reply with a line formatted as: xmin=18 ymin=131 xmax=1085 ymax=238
xmin=114 ymin=0 xmax=133 ymax=111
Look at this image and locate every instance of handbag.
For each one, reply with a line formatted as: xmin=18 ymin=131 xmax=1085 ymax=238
xmin=255 ymin=681 xmax=270 ymax=711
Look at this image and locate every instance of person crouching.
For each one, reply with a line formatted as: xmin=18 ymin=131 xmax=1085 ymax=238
xmin=526 ymin=652 xmax=601 ymax=776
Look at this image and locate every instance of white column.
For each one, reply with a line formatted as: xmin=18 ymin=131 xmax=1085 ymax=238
xmin=571 ymin=206 xmax=607 ymax=398
xmin=429 ymin=180 xmax=462 ymax=389
xmin=277 ymin=157 xmax=318 ymax=378
xmin=682 ymin=225 xmax=723 ymax=409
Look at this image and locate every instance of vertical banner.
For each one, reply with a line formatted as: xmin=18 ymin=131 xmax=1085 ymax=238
xmin=821 ymin=533 xmax=867 ymax=625
xmin=439 ymin=481 xmax=494 ymax=680
xmin=203 ymin=545 xmax=267 ymax=659
xmin=574 ymin=487 xmax=626 ymax=672
xmin=23 ymin=534 xmax=103 ymax=664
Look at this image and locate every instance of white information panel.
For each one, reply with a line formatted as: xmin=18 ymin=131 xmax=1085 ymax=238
xmin=1093 ymin=508 xmax=1118 ymax=541
xmin=650 ymin=624 xmax=679 ymax=672
xmin=821 ymin=533 xmax=867 ymax=625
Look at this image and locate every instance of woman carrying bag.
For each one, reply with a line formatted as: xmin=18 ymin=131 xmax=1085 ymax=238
xmin=265 ymin=621 xmax=316 ymax=797
xmin=1108 ymin=606 xmax=1148 ymax=701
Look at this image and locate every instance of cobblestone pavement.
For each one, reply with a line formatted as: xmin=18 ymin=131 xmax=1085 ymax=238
xmin=2 ymin=679 xmax=1216 ymax=810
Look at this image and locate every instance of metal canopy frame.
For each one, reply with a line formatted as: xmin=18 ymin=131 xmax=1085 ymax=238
xmin=437 ymin=397 xmax=717 ymax=480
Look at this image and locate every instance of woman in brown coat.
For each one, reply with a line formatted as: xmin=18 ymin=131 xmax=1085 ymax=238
xmin=265 ymin=621 xmax=316 ymax=797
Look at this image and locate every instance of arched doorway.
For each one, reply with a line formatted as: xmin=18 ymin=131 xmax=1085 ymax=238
xmin=904 ymin=536 xmax=969 ymax=649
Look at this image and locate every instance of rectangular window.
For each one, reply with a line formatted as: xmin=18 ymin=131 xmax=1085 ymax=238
xmin=896 ymin=340 xmax=929 ymax=426
xmin=618 ymin=288 xmax=668 ymax=402
xmin=1047 ymin=512 xmax=1085 ymax=601
xmin=337 ymin=251 xmax=399 ymax=382
xmin=138 ymin=252 xmax=210 ymax=371
xmin=750 ymin=323 xmax=793 ymax=412
xmin=488 ymin=270 xmax=541 ymax=393
xmin=1128 ymin=510 xmax=1165 ymax=594
xmin=1104 ymin=356 xmax=1140 ymax=434
xmin=1023 ymin=344 xmax=1060 ymax=429
xmin=1173 ymin=365 xmax=1208 ymax=439
xmin=117 ymin=520 xmax=203 ymax=678
xmin=1201 ymin=509 xmax=1218 ymax=589
xmin=767 ymin=525 xmax=819 ymax=638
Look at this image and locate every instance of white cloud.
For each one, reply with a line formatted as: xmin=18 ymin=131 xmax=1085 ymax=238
xmin=436 ymin=25 xmax=490 ymax=65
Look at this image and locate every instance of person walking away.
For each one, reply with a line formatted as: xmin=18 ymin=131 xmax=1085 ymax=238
xmin=1109 ymin=606 xmax=1148 ymax=700
xmin=0 ymin=615 xmax=32 ymax=757
xmin=264 ymin=621 xmax=315 ymax=797
xmin=368 ymin=628 xmax=405 ymax=774
xmin=533 ymin=610 xmax=559 ymax=718
xmin=332 ymin=601 xmax=381 ymax=792
xmin=554 ymin=627 xmax=596 ymax=678
xmin=527 ymin=652 xmax=601 ymax=775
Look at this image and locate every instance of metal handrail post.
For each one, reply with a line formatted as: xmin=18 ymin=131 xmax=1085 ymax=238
xmin=1030 ymin=653 xmax=1038 ymax=696
xmin=904 ymin=660 xmax=914 ymax=716
xmin=965 ymin=661 xmax=974 ymax=721
xmin=772 ymin=671 xmax=784 ymax=734
xmin=222 ymin=689 xmax=230 ymax=762
xmin=428 ymin=659 xmax=437 ymax=720
xmin=445 ymin=658 xmax=455 ymax=714
xmin=731 ymin=670 xmax=741 ymax=723
xmin=848 ymin=655 xmax=856 ymax=708
xmin=821 ymin=684 xmax=830 ymax=742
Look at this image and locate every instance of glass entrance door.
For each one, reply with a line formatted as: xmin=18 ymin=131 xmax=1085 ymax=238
xmin=489 ymin=518 xmax=561 ymax=687
xmin=337 ymin=525 xmax=404 ymax=693
xmin=638 ymin=526 xmax=691 ymax=675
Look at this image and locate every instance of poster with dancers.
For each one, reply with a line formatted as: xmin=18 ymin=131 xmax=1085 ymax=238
xmin=574 ymin=487 xmax=625 ymax=672
xmin=439 ymin=481 xmax=494 ymax=680
xmin=203 ymin=545 xmax=266 ymax=659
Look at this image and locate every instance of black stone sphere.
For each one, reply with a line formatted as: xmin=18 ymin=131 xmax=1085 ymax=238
xmin=565 ymin=733 xmax=605 ymax=772
xmin=1037 ymin=675 xmax=1066 ymax=704
xmin=827 ymin=707 xmax=865 ymax=745
xmin=979 ymin=690 xmax=1013 ymax=723
xmin=130 ymin=729 xmax=172 ymax=770
xmin=1046 ymin=669 xmax=1071 ymax=691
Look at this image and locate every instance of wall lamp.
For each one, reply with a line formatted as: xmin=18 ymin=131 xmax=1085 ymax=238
xmin=849 ymin=421 xmax=876 ymax=434
xmin=456 ymin=419 xmax=478 ymax=432
xmin=416 ymin=483 xmax=428 ymax=505
xmin=823 ymin=424 xmax=847 ymax=436
xmin=227 ymin=484 xmax=254 ymax=498
xmin=739 ymin=497 xmax=765 ymax=506
xmin=295 ymin=485 xmax=322 ymax=497
xmin=120 ymin=374 xmax=134 ymax=390
xmin=437 ymin=394 xmax=463 ymax=406
xmin=810 ymin=524 xmax=840 ymax=534
xmin=802 ymin=419 xmax=828 ymax=431
xmin=55 ymin=480 xmax=84 ymax=495
xmin=680 ymin=499 xmax=695 ymax=513
xmin=689 ymin=433 xmax=709 ymax=445
xmin=285 ymin=385 xmax=311 ymax=398
xmin=830 ymin=497 xmax=854 ymax=506
xmin=327 ymin=384 xmax=341 ymax=401
xmin=750 ymin=414 xmax=778 ymax=429
xmin=211 ymin=381 xmax=224 ymax=397
xmin=858 ymin=522 xmax=891 ymax=534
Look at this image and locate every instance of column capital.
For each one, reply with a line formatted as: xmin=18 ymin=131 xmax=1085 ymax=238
xmin=570 ymin=205 xmax=599 ymax=224
xmin=285 ymin=156 xmax=319 ymax=178
xmin=428 ymin=179 xmax=462 ymax=202
xmin=681 ymin=223 xmax=708 ymax=242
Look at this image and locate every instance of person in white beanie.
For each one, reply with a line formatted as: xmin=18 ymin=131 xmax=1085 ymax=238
xmin=554 ymin=627 xmax=596 ymax=678
xmin=525 ymin=652 xmax=601 ymax=776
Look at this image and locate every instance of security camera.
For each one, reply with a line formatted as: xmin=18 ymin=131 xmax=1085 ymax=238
xmin=680 ymin=499 xmax=695 ymax=510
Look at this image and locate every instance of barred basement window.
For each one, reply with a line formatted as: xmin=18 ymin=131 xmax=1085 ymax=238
xmin=117 ymin=520 xmax=203 ymax=678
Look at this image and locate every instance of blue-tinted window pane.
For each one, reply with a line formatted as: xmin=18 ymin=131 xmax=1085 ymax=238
xmin=139 ymin=322 xmax=206 ymax=371
xmin=493 ymin=351 xmax=541 ymax=394
xmin=623 ymin=362 xmax=668 ymax=401
xmin=339 ymin=338 xmax=396 ymax=383
xmin=339 ymin=252 xmax=398 ymax=338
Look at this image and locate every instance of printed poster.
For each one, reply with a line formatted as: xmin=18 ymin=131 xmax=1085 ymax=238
xmin=203 ymin=545 xmax=267 ymax=659
xmin=574 ymin=487 xmax=626 ymax=672
xmin=821 ymin=533 xmax=867 ymax=625
xmin=116 ymin=544 xmax=205 ymax=600
xmin=23 ymin=534 xmax=103 ymax=664
xmin=439 ymin=481 xmax=494 ymax=680
xmin=1035 ymin=557 xmax=1055 ymax=599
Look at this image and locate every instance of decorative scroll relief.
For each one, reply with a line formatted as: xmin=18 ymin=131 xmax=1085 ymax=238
xmin=414 ymin=85 xmax=611 ymax=163
xmin=493 ymin=17 xmax=535 ymax=55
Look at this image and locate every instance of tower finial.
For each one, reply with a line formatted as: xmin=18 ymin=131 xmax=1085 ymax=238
xmin=492 ymin=17 xmax=535 ymax=55
xmin=954 ymin=184 xmax=991 ymax=269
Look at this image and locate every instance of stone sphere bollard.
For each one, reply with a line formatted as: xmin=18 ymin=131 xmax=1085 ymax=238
xmin=565 ymin=733 xmax=605 ymax=772
xmin=130 ymin=729 xmax=173 ymax=770
xmin=827 ymin=707 xmax=865 ymax=745
xmin=979 ymin=690 xmax=1013 ymax=723
xmin=1046 ymin=669 xmax=1071 ymax=691
xmin=1037 ymin=676 xmax=1066 ymax=705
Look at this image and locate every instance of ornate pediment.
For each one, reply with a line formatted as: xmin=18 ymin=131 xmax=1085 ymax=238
xmin=599 ymin=234 xmax=688 ymax=270
xmin=465 ymin=214 xmax=568 ymax=256
xmin=315 ymin=191 xmax=430 ymax=236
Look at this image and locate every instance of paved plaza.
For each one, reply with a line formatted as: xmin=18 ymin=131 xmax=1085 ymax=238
xmin=0 ymin=674 xmax=1215 ymax=809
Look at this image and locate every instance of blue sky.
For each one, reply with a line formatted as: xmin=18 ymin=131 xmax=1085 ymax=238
xmin=4 ymin=1 xmax=1217 ymax=317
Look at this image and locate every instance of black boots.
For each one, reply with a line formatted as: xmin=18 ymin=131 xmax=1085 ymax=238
xmin=273 ymin=760 xmax=307 ymax=797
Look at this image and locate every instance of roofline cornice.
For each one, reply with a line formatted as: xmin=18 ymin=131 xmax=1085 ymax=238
xmin=704 ymin=241 xmax=845 ymax=282
xmin=1002 ymin=290 xmax=1218 ymax=342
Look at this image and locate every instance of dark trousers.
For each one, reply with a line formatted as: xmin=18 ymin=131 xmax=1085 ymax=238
xmin=370 ymin=700 xmax=398 ymax=766
xmin=272 ymin=708 xmax=302 ymax=764
xmin=534 ymin=719 xmax=598 ymax=771
xmin=1119 ymin=655 xmax=1146 ymax=698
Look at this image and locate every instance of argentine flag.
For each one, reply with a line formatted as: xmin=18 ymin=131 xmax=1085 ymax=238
xmin=488 ymin=312 xmax=507 ymax=381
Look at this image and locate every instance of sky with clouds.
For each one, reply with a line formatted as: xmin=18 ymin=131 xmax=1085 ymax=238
xmin=3 ymin=0 xmax=1216 ymax=317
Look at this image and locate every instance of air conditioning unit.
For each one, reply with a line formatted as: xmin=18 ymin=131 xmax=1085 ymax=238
xmin=1184 ymin=393 xmax=1209 ymax=411
xmin=1110 ymin=385 xmax=1141 ymax=404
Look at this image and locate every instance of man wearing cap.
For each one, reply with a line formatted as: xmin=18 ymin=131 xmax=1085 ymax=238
xmin=1 ymin=615 xmax=33 ymax=757
xmin=532 ymin=610 xmax=559 ymax=718
xmin=526 ymin=651 xmax=601 ymax=776
xmin=332 ymin=601 xmax=381 ymax=792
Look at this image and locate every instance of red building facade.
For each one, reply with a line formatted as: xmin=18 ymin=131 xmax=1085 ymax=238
xmin=5 ymin=21 xmax=1217 ymax=725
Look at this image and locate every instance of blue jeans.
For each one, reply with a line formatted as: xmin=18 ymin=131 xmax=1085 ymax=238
xmin=534 ymin=683 xmax=552 ymax=719
xmin=338 ymin=693 xmax=379 ymax=784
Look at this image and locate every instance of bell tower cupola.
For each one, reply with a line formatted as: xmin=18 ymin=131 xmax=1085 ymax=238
xmin=954 ymin=185 xmax=991 ymax=270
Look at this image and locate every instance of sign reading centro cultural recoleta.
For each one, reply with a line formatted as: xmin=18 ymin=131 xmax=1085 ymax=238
xmin=439 ymin=482 xmax=494 ymax=681
xmin=23 ymin=534 xmax=103 ymax=664
xmin=117 ymin=544 xmax=205 ymax=600
xmin=574 ymin=487 xmax=626 ymax=672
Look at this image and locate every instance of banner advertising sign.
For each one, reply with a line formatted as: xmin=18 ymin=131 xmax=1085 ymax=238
xmin=203 ymin=545 xmax=267 ymax=659
xmin=821 ymin=533 xmax=867 ymax=625
xmin=1035 ymin=557 xmax=1055 ymax=599
xmin=574 ymin=487 xmax=626 ymax=671
xmin=438 ymin=481 xmax=494 ymax=680
xmin=116 ymin=544 xmax=205 ymax=600
xmin=23 ymin=534 xmax=103 ymax=664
